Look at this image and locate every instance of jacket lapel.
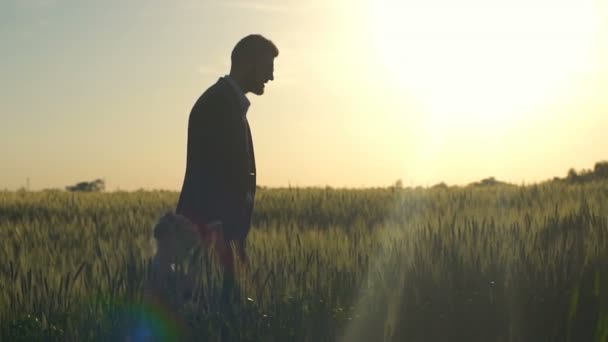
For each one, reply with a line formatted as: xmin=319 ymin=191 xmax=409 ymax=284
xmin=217 ymin=78 xmax=256 ymax=177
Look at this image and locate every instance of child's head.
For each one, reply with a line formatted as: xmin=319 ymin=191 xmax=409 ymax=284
xmin=153 ymin=211 xmax=202 ymax=262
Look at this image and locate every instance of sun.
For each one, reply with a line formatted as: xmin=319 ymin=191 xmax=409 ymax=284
xmin=367 ymin=0 xmax=595 ymax=126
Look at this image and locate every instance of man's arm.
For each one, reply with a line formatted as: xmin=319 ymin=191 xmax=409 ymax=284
xmin=188 ymin=91 xmax=249 ymax=220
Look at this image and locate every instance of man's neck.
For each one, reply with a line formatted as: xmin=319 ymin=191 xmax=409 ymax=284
xmin=228 ymin=72 xmax=249 ymax=95
xmin=224 ymin=73 xmax=251 ymax=114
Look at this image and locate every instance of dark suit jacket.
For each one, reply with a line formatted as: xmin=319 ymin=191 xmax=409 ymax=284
xmin=176 ymin=77 xmax=256 ymax=241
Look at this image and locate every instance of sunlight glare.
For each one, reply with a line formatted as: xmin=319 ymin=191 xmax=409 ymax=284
xmin=367 ymin=0 xmax=596 ymax=125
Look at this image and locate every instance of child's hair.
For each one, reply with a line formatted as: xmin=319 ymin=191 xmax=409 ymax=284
xmin=152 ymin=211 xmax=201 ymax=260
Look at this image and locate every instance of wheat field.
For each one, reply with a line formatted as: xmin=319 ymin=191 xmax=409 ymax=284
xmin=1 ymin=182 xmax=607 ymax=341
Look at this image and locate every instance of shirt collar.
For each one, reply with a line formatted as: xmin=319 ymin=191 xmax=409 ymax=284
xmin=223 ymin=75 xmax=251 ymax=115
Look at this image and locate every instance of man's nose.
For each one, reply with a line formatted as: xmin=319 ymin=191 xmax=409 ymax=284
xmin=268 ymin=73 xmax=274 ymax=81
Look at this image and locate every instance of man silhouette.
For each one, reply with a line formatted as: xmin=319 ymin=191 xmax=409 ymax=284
xmin=176 ymin=34 xmax=278 ymax=304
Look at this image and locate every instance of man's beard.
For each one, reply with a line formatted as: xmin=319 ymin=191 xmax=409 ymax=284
xmin=251 ymin=83 xmax=265 ymax=95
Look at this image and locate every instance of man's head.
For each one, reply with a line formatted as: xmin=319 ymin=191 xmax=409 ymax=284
xmin=230 ymin=34 xmax=279 ymax=95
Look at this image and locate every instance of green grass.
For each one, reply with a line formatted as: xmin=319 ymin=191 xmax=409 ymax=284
xmin=1 ymin=182 xmax=607 ymax=341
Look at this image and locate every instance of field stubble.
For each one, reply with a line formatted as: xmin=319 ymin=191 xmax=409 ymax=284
xmin=0 ymin=182 xmax=607 ymax=341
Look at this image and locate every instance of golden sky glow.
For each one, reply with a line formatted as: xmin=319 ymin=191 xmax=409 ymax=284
xmin=1 ymin=0 xmax=607 ymax=190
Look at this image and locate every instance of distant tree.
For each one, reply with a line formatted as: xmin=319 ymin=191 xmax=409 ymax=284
xmin=393 ymin=179 xmax=403 ymax=189
xmin=432 ymin=182 xmax=448 ymax=189
xmin=566 ymin=168 xmax=578 ymax=182
xmin=469 ymin=177 xmax=513 ymax=187
xmin=481 ymin=177 xmax=497 ymax=186
xmin=65 ymin=179 xmax=105 ymax=192
xmin=594 ymin=161 xmax=608 ymax=178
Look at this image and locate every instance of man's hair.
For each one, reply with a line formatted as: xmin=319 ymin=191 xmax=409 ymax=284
xmin=231 ymin=34 xmax=279 ymax=67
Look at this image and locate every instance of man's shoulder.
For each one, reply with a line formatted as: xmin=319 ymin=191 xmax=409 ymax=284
xmin=191 ymin=79 xmax=232 ymax=114
xmin=207 ymin=78 xmax=232 ymax=96
xmin=199 ymin=79 xmax=230 ymax=102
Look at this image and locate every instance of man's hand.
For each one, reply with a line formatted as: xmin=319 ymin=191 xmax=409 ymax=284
xmin=207 ymin=220 xmax=223 ymax=233
xmin=245 ymin=192 xmax=254 ymax=206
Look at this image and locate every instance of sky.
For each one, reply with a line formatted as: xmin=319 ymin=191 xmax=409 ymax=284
xmin=1 ymin=0 xmax=607 ymax=190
